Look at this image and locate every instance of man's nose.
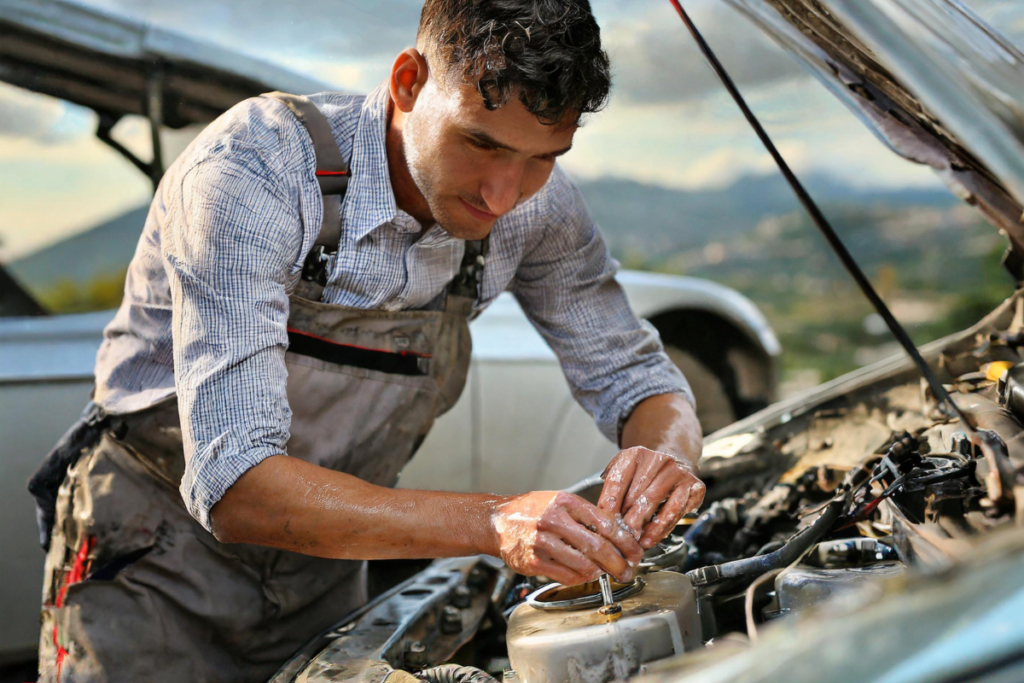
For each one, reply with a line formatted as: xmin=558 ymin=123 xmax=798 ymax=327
xmin=480 ymin=162 xmax=525 ymax=217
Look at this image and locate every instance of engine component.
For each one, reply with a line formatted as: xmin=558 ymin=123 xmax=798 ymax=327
xmin=640 ymin=535 xmax=689 ymax=571
xmin=525 ymin=577 xmax=646 ymax=611
xmin=416 ymin=665 xmax=498 ymax=683
xmin=770 ymin=562 xmax=906 ymax=616
xmin=804 ymin=537 xmax=898 ymax=569
xmin=687 ymin=496 xmax=847 ymax=587
xmin=269 ymin=557 xmax=499 ymax=682
xmin=506 ymin=571 xmax=701 ymax=683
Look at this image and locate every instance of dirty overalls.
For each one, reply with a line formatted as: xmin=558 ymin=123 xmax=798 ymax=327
xmin=32 ymin=93 xmax=484 ymax=682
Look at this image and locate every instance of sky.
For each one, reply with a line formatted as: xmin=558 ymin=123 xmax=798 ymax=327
xmin=1 ymin=0 xmax=1022 ymax=261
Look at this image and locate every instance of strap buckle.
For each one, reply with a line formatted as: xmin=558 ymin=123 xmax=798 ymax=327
xmin=302 ymin=245 xmax=332 ymax=286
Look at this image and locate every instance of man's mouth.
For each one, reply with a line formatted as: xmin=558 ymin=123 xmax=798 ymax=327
xmin=459 ymin=197 xmax=497 ymax=221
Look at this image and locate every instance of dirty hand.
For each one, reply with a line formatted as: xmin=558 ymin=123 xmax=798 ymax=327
xmin=598 ymin=447 xmax=706 ymax=550
xmin=492 ymin=491 xmax=643 ymax=586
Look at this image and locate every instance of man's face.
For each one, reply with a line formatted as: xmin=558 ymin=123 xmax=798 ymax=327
xmin=401 ymin=76 xmax=577 ymax=240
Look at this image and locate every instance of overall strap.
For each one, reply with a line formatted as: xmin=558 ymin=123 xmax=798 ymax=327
xmin=261 ymin=91 xmax=349 ymax=284
xmin=449 ymin=236 xmax=490 ymax=301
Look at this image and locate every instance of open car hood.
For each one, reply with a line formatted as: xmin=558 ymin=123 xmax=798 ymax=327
xmin=722 ymin=0 xmax=1024 ymax=273
xmin=0 ymin=0 xmax=334 ymax=127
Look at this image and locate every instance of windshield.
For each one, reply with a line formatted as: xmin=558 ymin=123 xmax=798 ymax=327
xmin=1 ymin=0 xmax=1020 ymax=396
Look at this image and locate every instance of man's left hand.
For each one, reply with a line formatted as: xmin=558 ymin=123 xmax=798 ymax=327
xmin=597 ymin=446 xmax=705 ymax=550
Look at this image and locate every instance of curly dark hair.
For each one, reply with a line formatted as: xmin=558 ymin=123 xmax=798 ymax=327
xmin=417 ymin=0 xmax=611 ymax=126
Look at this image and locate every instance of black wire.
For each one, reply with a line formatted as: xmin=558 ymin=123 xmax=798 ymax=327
xmin=666 ymin=0 xmax=971 ymax=428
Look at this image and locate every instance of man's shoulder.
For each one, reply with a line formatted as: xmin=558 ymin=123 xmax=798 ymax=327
xmin=168 ymin=91 xmax=362 ymax=190
xmin=306 ymin=91 xmax=366 ymax=122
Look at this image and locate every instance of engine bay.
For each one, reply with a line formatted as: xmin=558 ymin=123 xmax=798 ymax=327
xmin=271 ymin=293 xmax=1024 ymax=683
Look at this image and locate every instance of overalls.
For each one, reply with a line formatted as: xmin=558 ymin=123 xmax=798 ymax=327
xmin=32 ymin=93 xmax=485 ymax=683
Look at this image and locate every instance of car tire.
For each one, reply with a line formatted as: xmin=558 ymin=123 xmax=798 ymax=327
xmin=663 ymin=344 xmax=737 ymax=435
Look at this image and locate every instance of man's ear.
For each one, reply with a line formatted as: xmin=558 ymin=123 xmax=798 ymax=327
xmin=390 ymin=48 xmax=430 ymax=113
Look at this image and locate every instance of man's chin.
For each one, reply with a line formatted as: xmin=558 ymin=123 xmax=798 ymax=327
xmin=442 ymin=222 xmax=493 ymax=241
xmin=433 ymin=203 xmax=495 ymax=241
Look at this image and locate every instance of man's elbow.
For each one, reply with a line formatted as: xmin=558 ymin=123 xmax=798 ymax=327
xmin=206 ymin=454 xmax=290 ymax=544
xmin=208 ymin=495 xmax=245 ymax=544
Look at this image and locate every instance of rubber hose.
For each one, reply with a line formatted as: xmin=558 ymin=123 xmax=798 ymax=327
xmin=686 ymin=497 xmax=845 ymax=586
xmin=416 ymin=665 xmax=498 ymax=683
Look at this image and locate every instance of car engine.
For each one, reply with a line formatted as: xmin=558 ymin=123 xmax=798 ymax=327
xmin=271 ymin=293 xmax=1024 ymax=683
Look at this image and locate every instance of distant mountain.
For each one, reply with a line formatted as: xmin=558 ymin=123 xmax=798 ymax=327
xmin=578 ymin=172 xmax=956 ymax=256
xmin=6 ymin=172 xmax=958 ymax=297
xmin=8 ymin=206 xmax=149 ymax=294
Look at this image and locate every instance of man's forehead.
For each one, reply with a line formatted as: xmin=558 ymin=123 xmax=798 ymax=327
xmin=443 ymin=81 xmax=578 ymax=150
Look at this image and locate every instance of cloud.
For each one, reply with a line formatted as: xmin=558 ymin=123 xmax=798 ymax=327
xmin=677 ymin=142 xmax=810 ymax=189
xmin=74 ymin=0 xmax=809 ymax=107
xmin=0 ymin=83 xmax=93 ymax=144
xmin=603 ymin=1 xmax=810 ymax=105
xmin=78 ymin=0 xmax=422 ymax=65
xmin=0 ymin=134 xmax=151 ymax=261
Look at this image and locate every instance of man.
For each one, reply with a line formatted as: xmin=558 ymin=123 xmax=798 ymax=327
xmin=35 ymin=0 xmax=705 ymax=680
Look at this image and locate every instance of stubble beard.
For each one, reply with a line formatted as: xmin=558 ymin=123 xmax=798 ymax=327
xmin=403 ymin=118 xmax=482 ymax=240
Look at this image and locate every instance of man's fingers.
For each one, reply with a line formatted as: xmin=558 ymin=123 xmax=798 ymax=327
xmin=532 ymin=555 xmax=592 ymax=587
xmin=622 ymin=466 xmax=680 ymax=532
xmin=622 ymin=450 xmax=668 ymax=512
xmin=640 ymin=480 xmax=706 ymax=549
xmin=598 ymin=452 xmax=638 ymax=513
xmin=567 ymin=499 xmax=644 ymax=567
xmin=554 ymin=511 xmax=634 ymax=581
xmin=536 ymin=532 xmax=602 ymax=582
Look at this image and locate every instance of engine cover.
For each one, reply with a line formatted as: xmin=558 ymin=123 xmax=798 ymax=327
xmin=506 ymin=571 xmax=701 ymax=683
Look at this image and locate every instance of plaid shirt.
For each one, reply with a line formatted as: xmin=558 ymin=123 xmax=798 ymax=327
xmin=93 ymin=82 xmax=692 ymax=530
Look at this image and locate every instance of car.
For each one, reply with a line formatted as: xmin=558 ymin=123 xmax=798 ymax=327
xmin=261 ymin=1 xmax=1024 ymax=682
xmin=0 ymin=0 xmax=780 ymax=668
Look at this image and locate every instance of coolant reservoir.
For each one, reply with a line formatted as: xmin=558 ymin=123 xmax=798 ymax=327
xmin=506 ymin=571 xmax=701 ymax=683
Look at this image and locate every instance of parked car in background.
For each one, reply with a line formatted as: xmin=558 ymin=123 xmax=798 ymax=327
xmin=0 ymin=0 xmax=779 ymax=667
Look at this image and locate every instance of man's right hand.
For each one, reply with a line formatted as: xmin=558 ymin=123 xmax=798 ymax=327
xmin=492 ymin=491 xmax=643 ymax=586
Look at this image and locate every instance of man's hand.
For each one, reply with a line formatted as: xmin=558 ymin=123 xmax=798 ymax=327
xmin=492 ymin=491 xmax=643 ymax=586
xmin=599 ymin=447 xmax=706 ymax=549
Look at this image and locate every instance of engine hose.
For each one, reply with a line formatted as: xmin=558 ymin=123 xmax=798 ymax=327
xmin=416 ymin=665 xmax=498 ymax=683
xmin=686 ymin=497 xmax=845 ymax=587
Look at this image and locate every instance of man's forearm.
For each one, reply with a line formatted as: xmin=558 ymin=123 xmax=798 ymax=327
xmin=620 ymin=393 xmax=703 ymax=470
xmin=210 ymin=455 xmax=503 ymax=560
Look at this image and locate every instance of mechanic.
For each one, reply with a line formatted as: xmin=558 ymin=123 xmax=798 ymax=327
xmin=31 ymin=1 xmax=705 ymax=680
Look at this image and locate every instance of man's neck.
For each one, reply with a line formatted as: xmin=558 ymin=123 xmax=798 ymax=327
xmin=385 ymin=99 xmax=435 ymax=228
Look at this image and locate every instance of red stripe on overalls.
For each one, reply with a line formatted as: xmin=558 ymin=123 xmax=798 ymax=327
xmin=53 ymin=535 xmax=95 ymax=678
xmin=286 ymin=327 xmax=432 ymax=358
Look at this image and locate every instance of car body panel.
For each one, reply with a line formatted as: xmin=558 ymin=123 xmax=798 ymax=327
xmin=0 ymin=0 xmax=332 ymax=126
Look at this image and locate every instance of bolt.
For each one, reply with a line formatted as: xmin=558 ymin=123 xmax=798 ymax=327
xmin=468 ymin=567 xmax=488 ymax=588
xmin=441 ymin=605 xmax=463 ymax=634
xmin=405 ymin=641 xmax=428 ymax=668
xmin=452 ymin=585 xmax=472 ymax=608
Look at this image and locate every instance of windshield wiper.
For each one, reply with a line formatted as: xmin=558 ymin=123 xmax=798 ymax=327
xmin=666 ymin=0 xmax=971 ymax=426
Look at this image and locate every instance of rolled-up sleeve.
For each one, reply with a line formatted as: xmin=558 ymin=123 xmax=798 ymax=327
xmin=511 ymin=167 xmax=694 ymax=444
xmin=167 ymin=151 xmax=306 ymax=531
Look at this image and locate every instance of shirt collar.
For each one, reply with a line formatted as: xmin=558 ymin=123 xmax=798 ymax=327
xmin=342 ymin=80 xmax=425 ymax=240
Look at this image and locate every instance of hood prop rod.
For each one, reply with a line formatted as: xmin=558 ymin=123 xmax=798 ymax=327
xmin=667 ymin=0 xmax=970 ymax=427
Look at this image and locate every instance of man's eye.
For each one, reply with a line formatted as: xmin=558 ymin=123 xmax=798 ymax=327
xmin=469 ymin=139 xmax=496 ymax=151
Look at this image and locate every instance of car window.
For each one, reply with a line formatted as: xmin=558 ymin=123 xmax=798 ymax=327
xmin=0 ymin=0 xmax=1018 ymax=398
xmin=0 ymin=81 xmax=203 ymax=313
